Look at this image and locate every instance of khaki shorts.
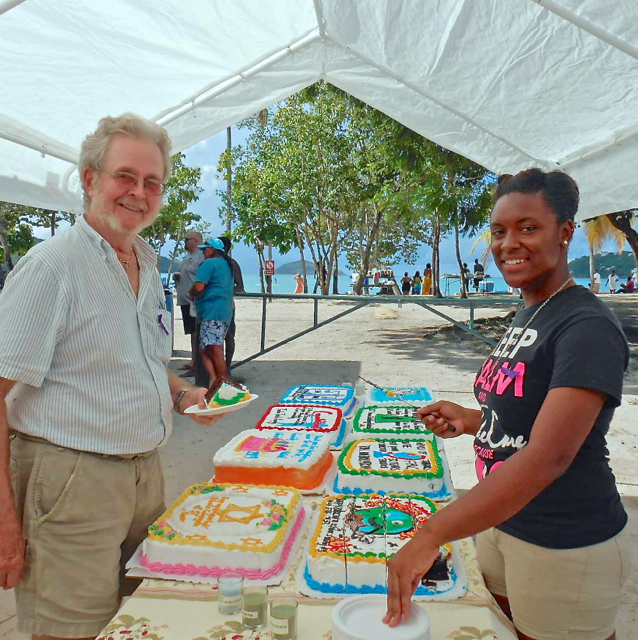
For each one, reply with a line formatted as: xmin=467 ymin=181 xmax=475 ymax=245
xmin=477 ymin=526 xmax=631 ymax=640
xmin=10 ymin=435 xmax=165 ymax=638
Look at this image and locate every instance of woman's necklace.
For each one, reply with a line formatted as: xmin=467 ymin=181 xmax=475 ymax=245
xmin=484 ymin=277 xmax=574 ymax=378
xmin=117 ymin=250 xmax=136 ymax=271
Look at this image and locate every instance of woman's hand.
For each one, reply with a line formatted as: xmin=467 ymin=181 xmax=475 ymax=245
xmin=181 ymin=388 xmax=224 ymax=427
xmin=417 ymin=401 xmax=477 ymax=438
xmin=384 ymin=535 xmax=440 ymax=626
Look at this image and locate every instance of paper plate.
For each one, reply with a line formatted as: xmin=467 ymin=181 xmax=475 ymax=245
xmin=332 ymin=595 xmax=431 ymax=640
xmin=184 ymin=394 xmax=259 ymax=416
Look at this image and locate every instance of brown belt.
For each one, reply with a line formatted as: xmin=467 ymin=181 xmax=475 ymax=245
xmin=11 ymin=431 xmax=155 ymax=462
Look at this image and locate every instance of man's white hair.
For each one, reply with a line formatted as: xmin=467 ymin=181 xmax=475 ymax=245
xmin=79 ymin=113 xmax=172 ymax=207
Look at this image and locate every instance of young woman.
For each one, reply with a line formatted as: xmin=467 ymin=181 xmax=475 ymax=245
xmin=385 ymin=169 xmax=630 ymax=640
xmin=401 ymin=272 xmax=413 ymax=295
xmin=412 ymin=271 xmax=422 ymax=295
xmin=422 ymin=263 xmax=433 ymax=295
xmin=190 ymin=238 xmax=235 ymax=382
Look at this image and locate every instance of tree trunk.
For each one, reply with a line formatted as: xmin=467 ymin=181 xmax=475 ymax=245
xmin=226 ymin=126 xmax=232 ymax=253
xmin=50 ymin=210 xmax=56 ymax=236
xmin=294 ymin=226 xmax=308 ymax=293
xmin=332 ymin=252 xmax=339 ymax=294
xmin=0 ymin=209 xmax=14 ymax=272
xmin=431 ymin=214 xmax=442 ymax=297
xmin=454 ymin=223 xmax=467 ymax=298
xmin=589 ymin=247 xmax=595 ymax=287
xmin=608 ymin=211 xmax=638 ymax=268
xmin=256 ymin=246 xmax=266 ymax=294
xmin=354 ymin=206 xmax=383 ymax=295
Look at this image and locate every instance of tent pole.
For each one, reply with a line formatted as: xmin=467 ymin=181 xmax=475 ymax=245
xmin=531 ymin=0 xmax=638 ymax=61
xmin=0 ymin=0 xmax=27 ymax=17
xmin=558 ymin=127 xmax=638 ymax=169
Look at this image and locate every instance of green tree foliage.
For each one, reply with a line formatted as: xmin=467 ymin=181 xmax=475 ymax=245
xmin=221 ymin=82 xmax=494 ymax=295
xmin=141 ymin=153 xmax=203 ymax=268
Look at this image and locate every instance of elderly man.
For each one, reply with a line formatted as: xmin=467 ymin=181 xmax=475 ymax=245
xmin=0 ymin=113 xmax=220 ymax=640
xmin=173 ymin=230 xmax=204 ymax=375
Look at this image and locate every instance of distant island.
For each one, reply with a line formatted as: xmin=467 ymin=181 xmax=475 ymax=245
xmin=568 ymin=251 xmax=636 ymax=278
xmin=276 ymin=260 xmax=346 ymax=275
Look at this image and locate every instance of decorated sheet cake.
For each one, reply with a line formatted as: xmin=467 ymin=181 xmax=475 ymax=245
xmin=302 ymin=494 xmax=466 ymax=599
xmin=334 ymin=438 xmax=451 ymax=499
xmin=349 ymin=405 xmax=435 ymax=441
xmin=365 ymin=386 xmax=433 ymax=406
xmin=256 ymin=404 xmax=347 ymax=447
xmin=280 ymin=385 xmax=358 ymax=418
xmin=213 ymin=429 xmax=334 ymax=492
xmin=140 ymin=483 xmax=306 ymax=583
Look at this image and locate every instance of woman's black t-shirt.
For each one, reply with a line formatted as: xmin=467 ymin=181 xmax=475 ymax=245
xmin=473 ymin=285 xmax=628 ymax=549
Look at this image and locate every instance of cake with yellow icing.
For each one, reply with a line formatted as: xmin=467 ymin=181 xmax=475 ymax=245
xmin=213 ymin=429 xmax=333 ymax=491
xmin=333 ymin=438 xmax=450 ymax=499
xmin=303 ymin=493 xmax=463 ymax=597
xmin=140 ymin=482 xmax=305 ymax=581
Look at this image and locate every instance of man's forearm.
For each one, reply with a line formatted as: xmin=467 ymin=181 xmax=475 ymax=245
xmin=0 ymin=384 xmax=17 ymax=513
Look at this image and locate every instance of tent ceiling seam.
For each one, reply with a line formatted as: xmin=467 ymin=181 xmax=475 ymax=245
xmin=313 ymin=0 xmax=326 ymax=36
xmin=0 ymin=127 xmax=79 ymax=165
xmin=0 ymin=0 xmax=28 ymax=17
xmin=329 ymin=42 xmax=548 ymax=169
xmin=530 ymin=0 xmax=638 ymax=61
xmin=154 ymin=28 xmax=321 ymax=126
xmin=557 ymin=126 xmax=638 ymax=169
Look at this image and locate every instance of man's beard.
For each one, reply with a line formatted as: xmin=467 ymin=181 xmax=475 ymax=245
xmin=89 ymin=188 xmax=157 ymax=236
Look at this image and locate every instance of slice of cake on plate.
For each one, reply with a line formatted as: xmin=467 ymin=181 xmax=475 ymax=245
xmin=348 ymin=405 xmax=435 ymax=442
xmin=303 ymin=493 xmax=464 ymax=599
xmin=139 ymin=483 xmax=305 ymax=583
xmin=334 ymin=438 xmax=450 ymax=499
xmin=365 ymin=386 xmax=433 ymax=406
xmin=256 ymin=404 xmax=347 ymax=447
xmin=280 ymin=385 xmax=358 ymax=418
xmin=205 ymin=375 xmax=251 ymax=408
xmin=213 ymin=429 xmax=334 ymax=492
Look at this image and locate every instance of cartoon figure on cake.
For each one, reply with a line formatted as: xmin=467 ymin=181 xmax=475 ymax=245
xmin=345 ymin=501 xmax=415 ymax=543
xmin=238 ymin=436 xmax=288 ymax=453
xmin=373 ymin=450 xmax=426 ymax=461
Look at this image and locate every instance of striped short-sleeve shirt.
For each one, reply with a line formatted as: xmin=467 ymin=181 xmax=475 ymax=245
xmin=0 ymin=216 xmax=173 ymax=454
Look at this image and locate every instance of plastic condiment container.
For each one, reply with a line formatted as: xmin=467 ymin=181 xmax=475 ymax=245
xmin=332 ymin=595 xmax=431 ymax=640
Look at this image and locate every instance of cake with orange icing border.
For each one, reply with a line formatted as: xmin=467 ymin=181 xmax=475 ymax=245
xmin=213 ymin=429 xmax=333 ymax=491
xmin=140 ymin=482 xmax=305 ymax=581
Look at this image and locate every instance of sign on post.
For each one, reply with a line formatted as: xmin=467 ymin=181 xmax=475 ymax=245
xmin=265 ymin=260 xmax=275 ymax=276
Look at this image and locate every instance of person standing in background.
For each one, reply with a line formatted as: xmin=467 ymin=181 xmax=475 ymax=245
xmin=401 ymin=272 xmax=412 ymax=295
xmin=293 ymin=273 xmax=305 ymax=294
xmin=473 ymin=258 xmax=485 ymax=292
xmin=422 ymin=264 xmax=433 ymax=296
xmin=173 ymin=231 xmax=204 ymax=375
xmin=190 ymin=238 xmax=234 ymax=382
xmin=412 ymin=271 xmax=422 ymax=295
xmin=592 ymin=268 xmax=601 ymax=294
xmin=218 ymin=236 xmax=245 ymax=371
xmin=607 ymin=269 xmax=619 ymax=294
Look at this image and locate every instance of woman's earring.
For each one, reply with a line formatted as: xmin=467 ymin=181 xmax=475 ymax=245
xmin=563 ymin=240 xmax=569 ymax=245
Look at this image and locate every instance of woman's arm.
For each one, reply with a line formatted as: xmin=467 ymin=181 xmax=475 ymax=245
xmin=385 ymin=385 xmax=605 ymax=626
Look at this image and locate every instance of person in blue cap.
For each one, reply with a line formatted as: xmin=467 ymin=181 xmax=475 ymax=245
xmin=189 ymin=238 xmax=235 ymax=381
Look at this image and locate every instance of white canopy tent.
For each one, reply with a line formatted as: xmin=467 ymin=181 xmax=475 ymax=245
xmin=1 ymin=0 xmax=638 ymax=221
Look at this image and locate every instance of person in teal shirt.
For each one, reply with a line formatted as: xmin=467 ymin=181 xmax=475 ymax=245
xmin=189 ymin=238 xmax=234 ymax=381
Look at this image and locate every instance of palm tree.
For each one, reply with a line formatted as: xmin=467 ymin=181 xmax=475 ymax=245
xmin=583 ymin=216 xmax=625 ymax=281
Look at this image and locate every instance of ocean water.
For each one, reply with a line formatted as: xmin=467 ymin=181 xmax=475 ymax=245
xmin=163 ymin=273 xmax=593 ymax=296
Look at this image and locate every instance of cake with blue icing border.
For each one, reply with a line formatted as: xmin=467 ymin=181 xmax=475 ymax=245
xmin=366 ymin=386 xmax=434 ymax=406
xmin=280 ymin=385 xmax=357 ymax=418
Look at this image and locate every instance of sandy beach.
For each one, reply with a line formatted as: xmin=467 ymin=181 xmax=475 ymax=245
xmin=1 ymin=293 xmax=635 ymax=637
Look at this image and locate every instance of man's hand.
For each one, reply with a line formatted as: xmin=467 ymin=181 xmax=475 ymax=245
xmin=179 ymin=387 xmax=224 ymax=427
xmin=0 ymin=515 xmax=25 ymax=589
xmin=383 ymin=535 xmax=440 ymax=627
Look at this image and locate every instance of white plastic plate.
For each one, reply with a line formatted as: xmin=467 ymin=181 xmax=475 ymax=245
xmin=184 ymin=394 xmax=259 ymax=416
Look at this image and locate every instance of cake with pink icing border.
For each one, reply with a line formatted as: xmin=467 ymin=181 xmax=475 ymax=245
xmin=140 ymin=482 xmax=305 ymax=581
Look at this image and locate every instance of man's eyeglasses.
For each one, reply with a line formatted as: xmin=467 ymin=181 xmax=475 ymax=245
xmin=100 ymin=170 xmax=166 ymax=196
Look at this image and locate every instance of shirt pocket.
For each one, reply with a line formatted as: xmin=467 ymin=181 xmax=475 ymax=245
xmin=141 ymin=306 xmax=173 ymax=366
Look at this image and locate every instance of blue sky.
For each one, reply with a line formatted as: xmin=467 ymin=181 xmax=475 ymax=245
xmin=181 ymin=127 xmax=616 ymax=276
xmin=37 ymin=126 xmax=625 ymax=275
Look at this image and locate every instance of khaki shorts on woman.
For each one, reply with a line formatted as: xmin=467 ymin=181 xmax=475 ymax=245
xmin=477 ymin=526 xmax=631 ymax=640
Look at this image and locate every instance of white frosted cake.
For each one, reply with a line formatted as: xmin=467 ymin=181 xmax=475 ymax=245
xmin=366 ymin=386 xmax=433 ymax=406
xmin=140 ymin=483 xmax=305 ymax=581
xmin=280 ymin=385 xmax=358 ymax=418
xmin=334 ymin=438 xmax=448 ymax=498
xmin=256 ymin=404 xmax=347 ymax=446
xmin=349 ymin=405 xmax=435 ymax=441
xmin=213 ymin=429 xmax=333 ymax=491
xmin=304 ymin=494 xmax=462 ymax=597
